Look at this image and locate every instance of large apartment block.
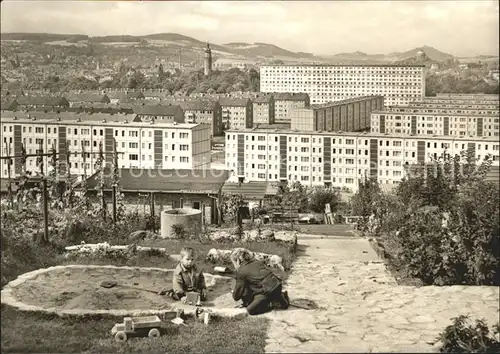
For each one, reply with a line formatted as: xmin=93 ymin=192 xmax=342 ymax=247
xmin=259 ymin=64 xmax=425 ymax=106
xmin=224 ymin=128 xmax=499 ymax=193
xmin=370 ymin=111 xmax=499 ymax=137
xmin=291 ymin=96 xmax=383 ymax=132
xmin=434 ymin=93 xmax=500 ymax=101
xmin=0 ymin=112 xmax=211 ymax=179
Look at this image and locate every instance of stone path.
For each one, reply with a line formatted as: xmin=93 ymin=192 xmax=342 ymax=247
xmin=264 ymin=234 xmax=500 ymax=353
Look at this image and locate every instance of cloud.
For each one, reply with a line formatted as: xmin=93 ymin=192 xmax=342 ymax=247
xmin=0 ymin=0 xmax=498 ymax=56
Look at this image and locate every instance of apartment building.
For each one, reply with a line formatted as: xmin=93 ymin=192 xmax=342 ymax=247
xmin=260 ymin=64 xmax=425 ymax=106
xmin=273 ymin=93 xmax=310 ymax=123
xmin=0 ymin=111 xmax=211 ymax=179
xmin=224 ymin=128 xmax=499 ymax=193
xmin=218 ymin=97 xmax=253 ymax=130
xmin=435 ymin=93 xmax=499 ymax=101
xmin=163 ymin=100 xmax=223 ymax=137
xmin=253 ymin=94 xmax=275 ymax=125
xmin=409 ymin=101 xmax=499 ymax=110
xmin=370 ymin=111 xmax=499 ymax=137
xmin=386 ymin=106 xmax=500 ymax=116
xmin=291 ymin=96 xmax=383 ymax=132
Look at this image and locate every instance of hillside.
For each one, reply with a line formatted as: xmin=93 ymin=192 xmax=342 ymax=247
xmin=1 ymin=32 xmax=496 ymax=64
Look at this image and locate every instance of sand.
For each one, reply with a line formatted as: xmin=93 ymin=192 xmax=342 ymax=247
xmin=12 ymin=267 xmax=236 ymax=311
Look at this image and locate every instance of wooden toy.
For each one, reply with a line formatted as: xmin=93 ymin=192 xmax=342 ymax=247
xmin=111 ymin=316 xmax=162 ymax=342
xmin=184 ymin=291 xmax=201 ymax=306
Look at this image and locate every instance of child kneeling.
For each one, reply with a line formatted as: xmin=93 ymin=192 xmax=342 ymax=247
xmin=160 ymin=247 xmax=206 ymax=301
xmin=230 ymin=248 xmax=289 ymax=315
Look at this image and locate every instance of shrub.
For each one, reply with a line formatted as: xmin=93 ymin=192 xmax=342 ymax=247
xmin=171 ymin=223 xmax=186 ymax=238
xmin=358 ymin=151 xmax=499 ymax=286
xmin=438 ymin=315 xmax=500 ymax=353
xmin=308 ymin=186 xmax=340 ymax=213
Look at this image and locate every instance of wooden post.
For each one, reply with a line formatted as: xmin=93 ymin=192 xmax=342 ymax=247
xmin=150 ymin=192 xmax=155 ymax=232
xmin=42 ymin=177 xmax=49 ymax=243
xmin=201 ymin=202 xmax=206 ymax=230
xmin=112 ymin=185 xmax=117 ymax=223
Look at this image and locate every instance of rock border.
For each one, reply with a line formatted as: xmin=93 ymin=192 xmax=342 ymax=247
xmin=1 ymin=265 xmax=247 ymax=319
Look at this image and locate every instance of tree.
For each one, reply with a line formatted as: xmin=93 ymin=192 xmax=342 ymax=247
xmin=221 ymin=193 xmax=245 ymax=225
xmin=308 ymin=186 xmax=340 ymax=213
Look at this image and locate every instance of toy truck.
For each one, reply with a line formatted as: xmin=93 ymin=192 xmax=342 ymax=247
xmin=111 ymin=316 xmax=162 ymax=342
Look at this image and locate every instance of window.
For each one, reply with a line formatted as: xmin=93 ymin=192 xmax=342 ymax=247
xmin=180 ymin=132 xmax=189 ymax=139
xmin=345 ymin=139 xmax=354 ymax=145
xmin=180 ymin=157 xmax=189 ymax=163
xmin=35 ymin=127 xmax=44 ymax=134
xmin=129 ymin=142 xmax=138 ymax=148
xmin=179 ymin=144 xmax=189 ymax=151
xmin=129 ymin=154 xmax=138 ymax=161
xmin=258 ymin=173 xmax=266 ymax=179
xmin=129 ymin=131 xmax=138 ymax=137
xmin=300 ymin=137 xmax=309 ymax=143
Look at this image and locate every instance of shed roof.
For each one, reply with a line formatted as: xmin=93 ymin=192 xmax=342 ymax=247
xmin=221 ymin=181 xmax=279 ymax=200
xmin=86 ymin=168 xmax=230 ymax=194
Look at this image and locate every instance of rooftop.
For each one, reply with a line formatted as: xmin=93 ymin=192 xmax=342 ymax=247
xmin=218 ymin=97 xmax=250 ymax=107
xmin=311 ymin=95 xmax=383 ymax=109
xmin=260 ymin=64 xmax=426 ymax=68
xmin=373 ymin=110 xmax=500 ymax=117
xmin=273 ymin=92 xmax=310 ymax=101
xmin=224 ymin=127 xmax=500 ymax=142
xmin=86 ymin=168 xmax=230 ymax=194
xmin=221 ymin=181 xmax=279 ymax=200
xmin=0 ymin=112 xmax=204 ymax=129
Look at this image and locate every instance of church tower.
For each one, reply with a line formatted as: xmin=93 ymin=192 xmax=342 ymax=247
xmin=204 ymin=42 xmax=212 ymax=76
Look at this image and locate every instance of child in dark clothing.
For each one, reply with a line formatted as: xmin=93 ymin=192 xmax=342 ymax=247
xmin=230 ymin=248 xmax=290 ymax=315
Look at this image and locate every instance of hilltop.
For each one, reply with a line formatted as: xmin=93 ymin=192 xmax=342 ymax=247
xmin=1 ymin=32 xmax=497 ymax=64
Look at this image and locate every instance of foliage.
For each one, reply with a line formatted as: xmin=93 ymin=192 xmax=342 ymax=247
xmin=426 ymin=73 xmax=499 ymax=96
xmin=307 ymin=186 xmax=340 ymax=213
xmin=171 ymin=223 xmax=187 ymax=239
xmin=265 ymin=181 xmax=309 ymax=213
xmin=438 ymin=315 xmax=500 ymax=353
xmin=350 ymin=177 xmax=381 ymax=231
xmin=220 ymin=193 xmax=245 ymax=225
xmin=357 ymin=150 xmax=499 ymax=286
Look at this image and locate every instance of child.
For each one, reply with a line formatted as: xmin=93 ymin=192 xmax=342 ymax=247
xmin=230 ymin=248 xmax=290 ymax=315
xmin=159 ymin=247 xmax=206 ymax=301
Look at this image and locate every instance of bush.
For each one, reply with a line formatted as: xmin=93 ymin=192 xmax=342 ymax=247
xmin=308 ymin=186 xmax=340 ymax=213
xmin=171 ymin=223 xmax=186 ymax=239
xmin=438 ymin=315 xmax=500 ymax=353
xmin=357 ymin=151 xmax=500 ymax=286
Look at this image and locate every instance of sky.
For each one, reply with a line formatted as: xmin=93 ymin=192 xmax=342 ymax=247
xmin=1 ymin=0 xmax=499 ymax=57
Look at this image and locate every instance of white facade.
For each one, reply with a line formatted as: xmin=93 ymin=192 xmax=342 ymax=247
xmin=259 ymin=64 xmax=426 ymax=106
xmin=370 ymin=111 xmax=499 ymax=138
xmin=224 ymin=129 xmax=499 ymax=193
xmin=0 ymin=116 xmax=211 ymax=179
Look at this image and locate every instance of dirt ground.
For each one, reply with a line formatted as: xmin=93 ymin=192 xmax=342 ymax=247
xmin=12 ymin=267 xmax=236 ymax=311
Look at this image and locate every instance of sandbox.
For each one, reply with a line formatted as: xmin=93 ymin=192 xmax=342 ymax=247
xmin=1 ymin=265 xmax=247 ymax=318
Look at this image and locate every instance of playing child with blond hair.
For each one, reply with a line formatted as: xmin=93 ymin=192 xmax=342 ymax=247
xmin=159 ymin=247 xmax=206 ymax=301
xmin=230 ymin=248 xmax=289 ymax=315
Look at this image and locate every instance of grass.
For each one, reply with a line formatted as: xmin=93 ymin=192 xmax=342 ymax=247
xmin=0 ymin=305 xmax=269 ymax=353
